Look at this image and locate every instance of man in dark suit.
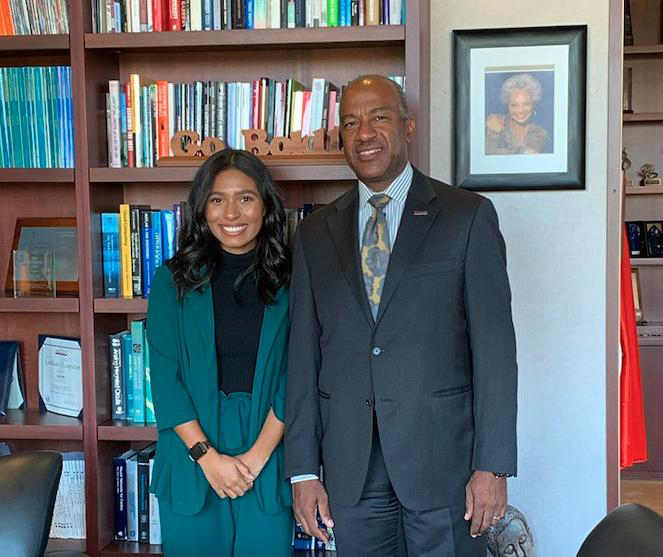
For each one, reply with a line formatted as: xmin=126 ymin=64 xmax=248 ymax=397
xmin=284 ymin=74 xmax=518 ymax=557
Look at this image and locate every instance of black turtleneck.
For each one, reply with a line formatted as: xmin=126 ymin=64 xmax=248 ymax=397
xmin=211 ymin=249 xmax=264 ymax=394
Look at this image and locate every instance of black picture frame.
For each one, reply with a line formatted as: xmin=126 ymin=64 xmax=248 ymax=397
xmin=453 ymin=25 xmax=587 ymax=191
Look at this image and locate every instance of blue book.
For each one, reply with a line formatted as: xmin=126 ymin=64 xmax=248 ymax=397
xmin=101 ymin=213 xmax=121 ymax=298
xmin=339 ymin=0 xmax=346 ymax=26
xmin=160 ymin=210 xmax=175 ymax=262
xmin=227 ymin=83 xmax=236 ymax=149
xmin=122 ymin=332 xmax=134 ymax=422
xmin=130 ymin=320 xmax=145 ymax=424
xmin=113 ymin=448 xmax=136 ymax=540
xmin=64 ymin=67 xmax=73 ymax=167
xmin=203 ymin=0 xmax=213 ymax=29
xmin=58 ymin=66 xmax=66 ymax=168
xmin=140 ymin=209 xmax=152 ymax=297
xmin=144 ymin=336 xmax=156 ymax=424
xmin=245 ymin=0 xmax=254 ymax=28
xmin=150 ymin=210 xmax=163 ymax=283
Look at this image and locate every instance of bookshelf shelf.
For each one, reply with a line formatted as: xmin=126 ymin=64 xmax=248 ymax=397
xmin=0 ymin=297 xmax=79 ymax=313
xmin=90 ymin=161 xmax=355 ymax=183
xmin=624 ymin=44 xmax=663 ymax=58
xmin=47 ymin=538 xmax=87 ymax=552
xmin=0 ymin=168 xmax=74 ymax=183
xmin=100 ymin=542 xmax=163 ymax=556
xmin=85 ymin=25 xmax=405 ymax=52
xmin=624 ymin=185 xmax=663 ymax=195
xmin=97 ymin=421 xmax=157 ymax=441
xmin=94 ymin=298 xmax=147 ymax=313
xmin=623 ymin=112 xmax=663 ymax=123
xmin=0 ymin=34 xmax=69 ymax=54
xmin=631 ymin=258 xmax=663 ymax=266
xmin=639 ymin=336 xmax=663 ymax=346
xmin=0 ymin=409 xmax=83 ymax=440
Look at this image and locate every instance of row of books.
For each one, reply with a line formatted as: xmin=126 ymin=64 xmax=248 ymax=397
xmin=109 ymin=320 xmax=155 ymax=423
xmin=105 ymin=74 xmax=404 ymax=168
xmin=626 ymin=221 xmax=663 ymax=258
xmin=50 ymin=452 xmax=86 ymax=539
xmin=0 ymin=66 xmax=74 ymax=168
xmin=102 ymin=205 xmax=185 ymax=298
xmin=93 ymin=0 xmax=403 ymax=33
xmin=113 ymin=443 xmax=161 ymax=544
xmin=0 ymin=0 xmax=69 ymax=35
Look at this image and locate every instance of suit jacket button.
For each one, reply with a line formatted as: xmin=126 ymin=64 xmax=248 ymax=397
xmin=372 ymin=346 xmax=382 ymax=356
xmin=366 ymin=398 xmax=374 ymax=407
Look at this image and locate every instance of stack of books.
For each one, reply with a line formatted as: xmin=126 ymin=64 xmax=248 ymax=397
xmin=113 ymin=443 xmax=161 ymax=544
xmin=101 ymin=204 xmax=184 ymax=298
xmin=0 ymin=0 xmax=69 ymax=34
xmin=0 ymin=66 xmax=74 ymax=168
xmin=50 ymin=452 xmax=86 ymax=540
xmin=109 ymin=320 xmax=155 ymax=423
xmin=92 ymin=0 xmax=403 ymax=33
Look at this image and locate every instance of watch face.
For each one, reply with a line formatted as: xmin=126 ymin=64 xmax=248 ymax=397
xmin=189 ymin=441 xmax=210 ymax=461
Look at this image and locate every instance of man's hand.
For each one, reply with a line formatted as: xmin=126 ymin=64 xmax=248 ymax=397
xmin=198 ymin=449 xmax=254 ymax=499
xmin=464 ymin=470 xmax=507 ymax=538
xmin=292 ymin=479 xmax=334 ymax=542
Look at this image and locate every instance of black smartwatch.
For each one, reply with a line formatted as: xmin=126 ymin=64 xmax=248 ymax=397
xmin=188 ymin=440 xmax=213 ymax=462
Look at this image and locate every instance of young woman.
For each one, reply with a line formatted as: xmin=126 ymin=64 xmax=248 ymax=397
xmin=147 ymin=149 xmax=292 ymax=557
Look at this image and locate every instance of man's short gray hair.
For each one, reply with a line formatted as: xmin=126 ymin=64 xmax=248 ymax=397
xmin=500 ymin=73 xmax=543 ymax=106
xmin=344 ymin=74 xmax=409 ymax=119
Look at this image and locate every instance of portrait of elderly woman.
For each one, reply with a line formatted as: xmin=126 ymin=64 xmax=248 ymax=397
xmin=485 ymin=72 xmax=554 ymax=155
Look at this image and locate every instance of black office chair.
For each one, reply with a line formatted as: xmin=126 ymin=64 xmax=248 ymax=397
xmin=576 ymin=503 xmax=663 ymax=557
xmin=0 ymin=451 xmax=89 ymax=557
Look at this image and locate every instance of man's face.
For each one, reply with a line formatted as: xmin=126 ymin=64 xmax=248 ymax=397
xmin=340 ymin=78 xmax=415 ymax=192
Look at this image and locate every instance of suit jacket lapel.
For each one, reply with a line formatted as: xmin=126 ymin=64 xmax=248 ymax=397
xmin=327 ymin=187 xmax=374 ymax=327
xmin=185 ymin=282 xmax=216 ymax=375
xmin=376 ymin=169 xmax=440 ymax=324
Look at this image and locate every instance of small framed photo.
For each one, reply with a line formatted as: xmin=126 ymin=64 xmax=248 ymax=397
xmin=644 ymin=221 xmax=663 ymax=257
xmin=454 ymin=25 xmax=587 ymax=190
xmin=4 ymin=218 xmax=78 ymax=295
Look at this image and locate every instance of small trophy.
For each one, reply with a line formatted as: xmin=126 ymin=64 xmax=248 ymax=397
xmin=622 ymin=148 xmax=633 ymax=187
xmin=623 ymin=67 xmax=633 ymax=113
xmin=638 ymin=163 xmax=663 ymax=187
xmin=12 ymin=249 xmax=56 ymax=298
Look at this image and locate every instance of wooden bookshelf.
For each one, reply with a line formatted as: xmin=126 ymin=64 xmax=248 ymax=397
xmin=0 ymin=1 xmax=430 ymax=555
xmin=0 ymin=34 xmax=69 ymax=54
xmin=0 ymin=168 xmax=74 ymax=182
xmin=85 ymin=25 xmax=405 ymax=51
xmin=0 ymin=409 xmax=83 ymax=439
xmin=625 ymin=185 xmax=663 ymax=195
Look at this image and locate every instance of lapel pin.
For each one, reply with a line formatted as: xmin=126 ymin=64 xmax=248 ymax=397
xmin=413 ymin=210 xmax=428 ymax=216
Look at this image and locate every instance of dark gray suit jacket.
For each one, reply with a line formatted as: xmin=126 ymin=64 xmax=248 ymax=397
xmin=285 ymin=168 xmax=517 ymax=511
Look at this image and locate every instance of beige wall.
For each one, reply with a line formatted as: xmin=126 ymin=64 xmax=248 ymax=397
xmin=429 ymin=2 xmax=618 ymax=555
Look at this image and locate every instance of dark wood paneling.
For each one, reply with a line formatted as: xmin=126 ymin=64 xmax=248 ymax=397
xmin=0 ymin=409 xmax=83 ymax=439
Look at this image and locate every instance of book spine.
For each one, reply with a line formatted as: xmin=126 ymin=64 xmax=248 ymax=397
xmin=140 ymin=209 xmax=153 ymax=297
xmin=151 ymin=210 xmax=163 ymax=275
xmin=130 ymin=74 xmax=141 ymax=167
xmin=119 ymin=204 xmax=133 ymax=299
xmin=168 ymin=0 xmax=180 ymax=29
xmin=137 ymin=452 xmax=150 ymax=543
xmin=113 ymin=456 xmax=128 ymax=540
xmin=144 ymin=337 xmax=156 ymax=423
xmin=126 ymin=456 xmax=138 ymax=541
xmin=129 ymin=206 xmax=142 ymax=297
xmin=231 ymin=0 xmax=243 ymax=28
xmin=119 ymin=90 xmax=128 ymax=166
xmin=125 ymin=81 xmax=135 ymax=167
xmin=109 ymin=333 xmax=126 ymax=420
xmin=130 ymin=320 xmax=145 ymax=424
xmin=160 ymin=210 xmax=176 ymax=262
xmin=101 ymin=213 xmax=121 ymax=297
xmin=122 ymin=332 xmax=134 ymax=422
xmin=156 ymin=80 xmax=169 ymax=159
xmin=148 ymin=459 xmax=161 ymax=543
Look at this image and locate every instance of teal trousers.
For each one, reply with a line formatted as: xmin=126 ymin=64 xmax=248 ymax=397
xmin=159 ymin=392 xmax=293 ymax=557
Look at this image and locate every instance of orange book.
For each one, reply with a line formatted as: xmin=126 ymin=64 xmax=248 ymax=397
xmin=0 ymin=3 xmax=6 ymax=35
xmin=156 ymin=80 xmax=169 ymax=159
xmin=0 ymin=0 xmax=13 ymax=35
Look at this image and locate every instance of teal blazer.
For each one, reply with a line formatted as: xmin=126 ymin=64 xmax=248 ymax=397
xmin=146 ymin=265 xmax=292 ymax=516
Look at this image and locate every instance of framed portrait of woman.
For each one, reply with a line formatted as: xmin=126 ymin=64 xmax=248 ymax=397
xmin=453 ymin=26 xmax=587 ymax=191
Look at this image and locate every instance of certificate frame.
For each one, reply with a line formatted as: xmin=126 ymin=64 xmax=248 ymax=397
xmin=4 ymin=217 xmax=78 ymax=295
xmin=453 ymin=25 xmax=587 ymax=191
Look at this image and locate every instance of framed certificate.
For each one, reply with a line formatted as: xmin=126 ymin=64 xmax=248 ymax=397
xmin=38 ymin=335 xmax=83 ymax=418
xmin=4 ymin=217 xmax=78 ymax=295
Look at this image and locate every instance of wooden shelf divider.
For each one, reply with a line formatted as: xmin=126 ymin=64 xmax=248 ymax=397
xmin=0 ymin=409 xmax=83 ymax=440
xmin=625 ymin=44 xmax=663 ymax=58
xmin=100 ymin=542 xmax=163 ymax=557
xmin=631 ymin=258 xmax=663 ymax=266
xmin=623 ymin=112 xmax=663 ymax=123
xmin=0 ymin=34 xmax=69 ymax=54
xmin=0 ymin=296 xmax=79 ymax=312
xmin=97 ymin=421 xmax=157 ymax=442
xmin=94 ymin=298 xmax=147 ymax=314
xmin=625 ymin=185 xmax=663 ymax=195
xmin=0 ymin=168 xmax=74 ymax=183
xmin=85 ymin=25 xmax=404 ymax=52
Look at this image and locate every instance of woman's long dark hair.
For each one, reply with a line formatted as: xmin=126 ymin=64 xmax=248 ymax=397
xmin=167 ymin=148 xmax=290 ymax=304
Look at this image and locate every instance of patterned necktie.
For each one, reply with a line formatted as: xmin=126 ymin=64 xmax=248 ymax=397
xmin=361 ymin=194 xmax=392 ymax=319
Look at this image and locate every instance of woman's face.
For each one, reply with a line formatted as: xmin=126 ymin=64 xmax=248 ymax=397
xmin=507 ymin=89 xmax=534 ymax=125
xmin=205 ymin=167 xmax=265 ymax=255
